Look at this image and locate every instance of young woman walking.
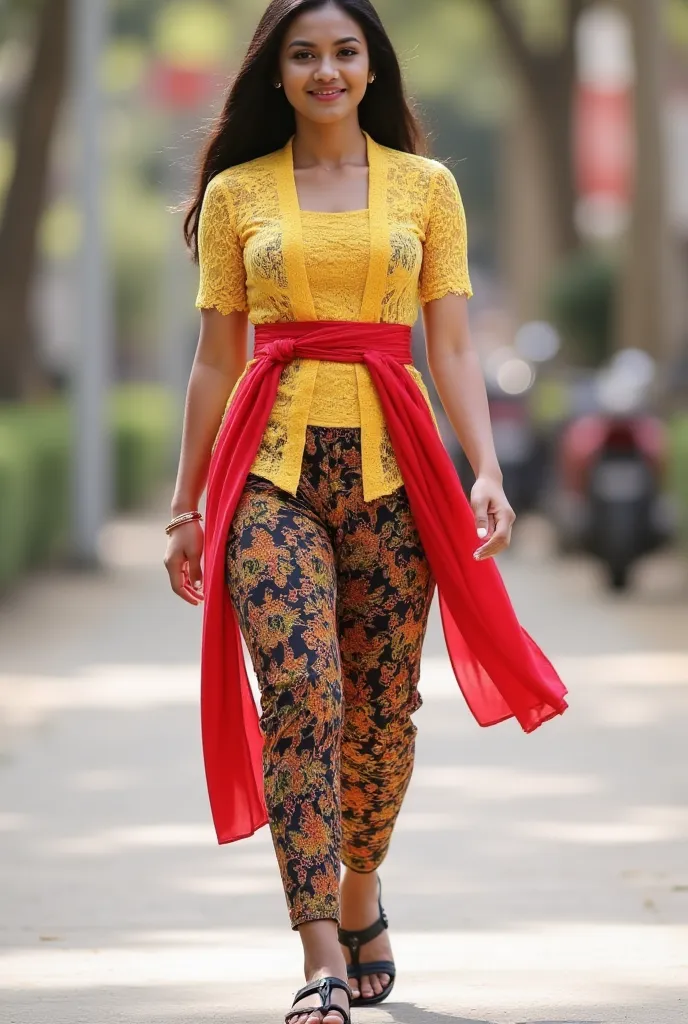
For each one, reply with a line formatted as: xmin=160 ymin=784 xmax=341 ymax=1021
xmin=164 ymin=2 xmax=568 ymax=1021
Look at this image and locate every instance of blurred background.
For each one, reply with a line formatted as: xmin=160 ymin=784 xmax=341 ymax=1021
xmin=2 ymin=7 xmax=688 ymax=1021
xmin=0 ymin=0 xmax=687 ymax=593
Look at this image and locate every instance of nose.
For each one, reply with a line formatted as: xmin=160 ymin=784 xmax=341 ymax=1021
xmin=313 ymin=58 xmax=339 ymax=82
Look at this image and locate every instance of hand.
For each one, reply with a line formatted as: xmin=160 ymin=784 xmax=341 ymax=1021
xmin=164 ymin=521 xmax=205 ymax=605
xmin=471 ymin=475 xmax=515 ymax=561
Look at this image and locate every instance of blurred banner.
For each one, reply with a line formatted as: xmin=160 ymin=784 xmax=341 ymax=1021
xmin=574 ymin=5 xmax=634 ymax=240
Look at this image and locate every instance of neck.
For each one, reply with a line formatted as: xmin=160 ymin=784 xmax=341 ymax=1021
xmin=291 ymin=116 xmax=367 ymax=170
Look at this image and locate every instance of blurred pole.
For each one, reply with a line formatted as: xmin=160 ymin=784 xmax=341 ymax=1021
xmin=70 ymin=0 xmax=111 ymax=566
xmin=160 ymin=114 xmax=197 ymax=465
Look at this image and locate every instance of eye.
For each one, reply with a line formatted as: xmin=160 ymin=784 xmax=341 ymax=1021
xmin=338 ymin=48 xmax=358 ymax=57
xmin=293 ymin=50 xmax=315 ymax=60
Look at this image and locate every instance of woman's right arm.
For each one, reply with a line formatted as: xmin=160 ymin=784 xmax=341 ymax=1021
xmin=164 ymin=308 xmax=248 ymax=605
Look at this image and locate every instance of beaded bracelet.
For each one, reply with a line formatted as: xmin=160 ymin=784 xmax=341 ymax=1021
xmin=165 ymin=510 xmax=203 ymax=535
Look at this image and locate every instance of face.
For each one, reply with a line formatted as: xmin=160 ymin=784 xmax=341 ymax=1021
xmin=277 ymin=3 xmax=373 ymax=125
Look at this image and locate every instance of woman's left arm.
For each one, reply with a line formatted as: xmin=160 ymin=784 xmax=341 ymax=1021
xmin=423 ymin=292 xmax=515 ymax=560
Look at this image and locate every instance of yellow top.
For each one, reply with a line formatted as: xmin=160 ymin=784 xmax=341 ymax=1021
xmin=196 ymin=132 xmax=472 ymax=499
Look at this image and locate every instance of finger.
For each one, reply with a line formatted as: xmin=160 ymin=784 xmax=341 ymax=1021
xmin=165 ymin=559 xmax=202 ymax=605
xmin=180 ymin=565 xmax=204 ymax=604
xmin=474 ymin=510 xmax=514 ymax=560
xmin=175 ymin=577 xmax=203 ymax=605
xmin=187 ymin=555 xmax=204 ymax=597
xmin=181 ymin=582 xmax=204 ymax=603
xmin=471 ymin=495 xmax=490 ymax=540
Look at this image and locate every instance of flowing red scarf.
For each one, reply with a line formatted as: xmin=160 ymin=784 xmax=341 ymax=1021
xmin=202 ymin=321 xmax=568 ymax=844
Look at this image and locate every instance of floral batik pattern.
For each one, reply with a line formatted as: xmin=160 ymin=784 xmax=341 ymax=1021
xmin=226 ymin=427 xmax=435 ymax=928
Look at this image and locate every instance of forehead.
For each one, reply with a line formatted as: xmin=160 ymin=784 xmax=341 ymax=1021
xmin=283 ymin=4 xmax=364 ymax=43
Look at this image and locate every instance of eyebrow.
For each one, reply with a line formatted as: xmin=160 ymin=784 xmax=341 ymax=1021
xmin=287 ymin=36 xmax=361 ymax=49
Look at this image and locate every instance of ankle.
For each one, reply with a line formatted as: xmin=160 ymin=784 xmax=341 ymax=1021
xmin=304 ymin=957 xmax=347 ymax=983
xmin=299 ymin=921 xmax=347 ymax=982
xmin=341 ymin=867 xmax=379 ymax=899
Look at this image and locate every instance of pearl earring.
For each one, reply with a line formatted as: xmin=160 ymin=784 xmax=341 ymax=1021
xmin=274 ymin=81 xmax=282 ymax=89
xmin=368 ymin=72 xmax=376 ymax=83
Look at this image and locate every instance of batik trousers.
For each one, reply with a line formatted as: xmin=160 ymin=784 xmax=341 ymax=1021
xmin=226 ymin=427 xmax=434 ymax=928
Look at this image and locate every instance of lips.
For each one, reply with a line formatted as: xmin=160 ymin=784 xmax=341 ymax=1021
xmin=309 ymin=88 xmax=346 ymax=101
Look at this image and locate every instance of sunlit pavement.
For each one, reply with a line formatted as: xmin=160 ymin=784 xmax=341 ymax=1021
xmin=1 ymin=511 xmax=687 ymax=1024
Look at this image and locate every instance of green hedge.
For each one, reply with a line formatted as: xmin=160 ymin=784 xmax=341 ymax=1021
xmin=0 ymin=385 xmax=174 ymax=589
xmin=546 ymin=250 xmax=617 ymax=367
xmin=110 ymin=385 xmax=174 ymax=510
xmin=669 ymin=415 xmax=688 ymax=549
xmin=0 ymin=421 xmax=31 ymax=585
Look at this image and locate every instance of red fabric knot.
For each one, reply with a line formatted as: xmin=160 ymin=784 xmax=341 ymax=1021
xmin=268 ymin=338 xmax=296 ymax=363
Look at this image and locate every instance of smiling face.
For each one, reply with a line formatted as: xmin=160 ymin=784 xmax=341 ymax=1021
xmin=277 ymin=2 xmax=372 ymax=126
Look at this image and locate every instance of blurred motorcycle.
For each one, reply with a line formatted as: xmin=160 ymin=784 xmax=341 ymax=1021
xmin=549 ymin=351 xmax=674 ymax=590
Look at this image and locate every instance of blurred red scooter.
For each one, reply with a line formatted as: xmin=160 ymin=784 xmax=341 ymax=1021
xmin=550 ymin=353 xmax=674 ymax=590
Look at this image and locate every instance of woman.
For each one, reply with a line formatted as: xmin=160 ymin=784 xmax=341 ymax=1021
xmin=164 ymin=2 xmax=568 ymax=1022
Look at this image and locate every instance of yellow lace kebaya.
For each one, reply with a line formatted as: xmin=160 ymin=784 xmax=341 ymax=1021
xmin=195 ymin=132 xmax=472 ymax=500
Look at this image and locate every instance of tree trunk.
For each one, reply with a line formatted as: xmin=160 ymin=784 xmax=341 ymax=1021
xmin=500 ymin=95 xmax=560 ymax=322
xmin=617 ymin=0 xmax=668 ymax=360
xmin=0 ymin=0 xmax=70 ymax=401
xmin=532 ymin=51 xmax=579 ymax=259
xmin=486 ymin=0 xmax=582 ymax=268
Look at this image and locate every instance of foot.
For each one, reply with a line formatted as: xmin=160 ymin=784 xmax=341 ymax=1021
xmin=340 ymin=869 xmax=393 ymax=1001
xmin=288 ymin=973 xmax=350 ymax=1024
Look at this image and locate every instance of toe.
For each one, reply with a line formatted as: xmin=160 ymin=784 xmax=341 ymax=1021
xmin=359 ymin=975 xmax=375 ymax=1000
xmin=370 ymin=973 xmax=383 ymax=996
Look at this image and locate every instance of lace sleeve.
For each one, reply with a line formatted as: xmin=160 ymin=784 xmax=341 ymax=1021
xmin=419 ymin=163 xmax=473 ymax=305
xmin=195 ymin=174 xmax=249 ymax=316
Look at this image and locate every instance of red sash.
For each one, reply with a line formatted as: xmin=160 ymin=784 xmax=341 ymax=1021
xmin=202 ymin=321 xmax=568 ymax=843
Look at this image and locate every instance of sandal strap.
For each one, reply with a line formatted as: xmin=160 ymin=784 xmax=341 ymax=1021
xmin=287 ymin=976 xmax=352 ymax=1024
xmin=285 ymin=1007 xmax=349 ymax=1024
xmin=337 ymin=902 xmax=388 ymax=965
xmin=346 ymin=959 xmax=396 ymax=979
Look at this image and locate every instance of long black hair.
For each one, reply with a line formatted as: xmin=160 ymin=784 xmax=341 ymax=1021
xmin=184 ymin=0 xmax=425 ymax=259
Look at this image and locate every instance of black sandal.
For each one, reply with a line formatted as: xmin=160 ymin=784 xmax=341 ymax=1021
xmin=285 ymin=976 xmax=353 ymax=1024
xmin=337 ymin=880 xmax=396 ymax=1007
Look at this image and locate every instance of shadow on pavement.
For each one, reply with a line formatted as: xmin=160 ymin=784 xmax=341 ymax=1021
xmin=371 ymin=1006 xmax=602 ymax=1024
xmin=383 ymin=1004 xmax=497 ymax=1024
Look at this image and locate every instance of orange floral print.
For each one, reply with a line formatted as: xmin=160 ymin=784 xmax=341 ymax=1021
xmin=226 ymin=427 xmax=434 ymax=929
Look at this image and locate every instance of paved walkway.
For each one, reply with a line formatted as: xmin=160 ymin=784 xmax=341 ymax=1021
xmin=1 ymin=511 xmax=687 ymax=1024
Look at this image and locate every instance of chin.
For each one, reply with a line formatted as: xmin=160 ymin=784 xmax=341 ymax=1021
xmin=296 ymin=98 xmax=363 ymax=125
xmin=306 ymin=109 xmax=355 ymax=125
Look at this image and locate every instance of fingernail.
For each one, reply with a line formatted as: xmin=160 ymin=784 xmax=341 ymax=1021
xmin=194 ymin=581 xmax=202 ymax=590
xmin=477 ymin=527 xmax=488 ymax=539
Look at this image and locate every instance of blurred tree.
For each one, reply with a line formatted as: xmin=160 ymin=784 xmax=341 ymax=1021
xmin=481 ymin=0 xmax=595 ymax=261
xmin=111 ymin=0 xmax=162 ymax=38
xmin=0 ymin=0 xmax=69 ymax=400
xmin=617 ymin=0 xmax=669 ymax=359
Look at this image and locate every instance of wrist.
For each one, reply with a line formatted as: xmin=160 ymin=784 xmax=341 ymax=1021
xmin=171 ymin=495 xmax=201 ymax=517
xmin=475 ymin=462 xmax=503 ymax=485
